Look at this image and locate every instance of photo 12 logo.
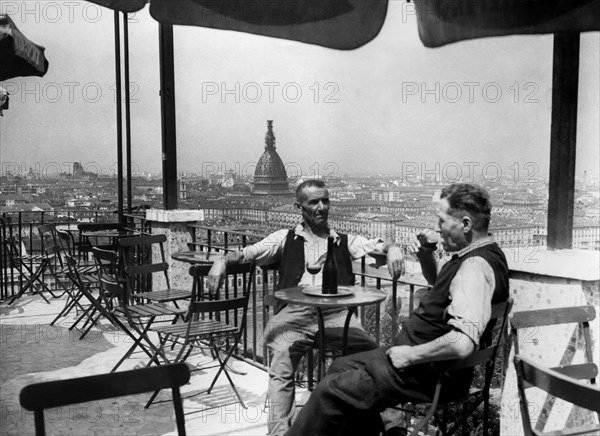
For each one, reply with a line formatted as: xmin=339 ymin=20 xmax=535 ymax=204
xmin=1 ymin=2 xmax=104 ymax=24
xmin=0 ymin=82 xmax=140 ymax=105
xmin=401 ymin=82 xmax=540 ymax=104
xmin=201 ymin=82 xmax=340 ymax=104
xmin=400 ymin=161 xmax=540 ymax=184
xmin=1 ymin=161 xmax=141 ymax=181
xmin=201 ymin=161 xmax=340 ymax=179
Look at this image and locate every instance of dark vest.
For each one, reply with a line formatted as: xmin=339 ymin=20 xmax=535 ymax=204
xmin=277 ymin=230 xmax=355 ymax=290
xmin=399 ymin=242 xmax=509 ymax=347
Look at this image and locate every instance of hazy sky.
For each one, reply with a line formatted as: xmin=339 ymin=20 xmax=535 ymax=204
xmin=1 ymin=1 xmax=599 ymax=183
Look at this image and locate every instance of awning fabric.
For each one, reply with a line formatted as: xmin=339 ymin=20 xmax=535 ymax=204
xmin=413 ymin=0 xmax=600 ymax=47
xmin=85 ymin=0 xmax=389 ymax=50
xmin=150 ymin=0 xmax=388 ymax=49
xmin=0 ymin=86 xmax=8 ymax=115
xmin=0 ymin=14 xmax=49 ymax=81
xmin=86 ymin=0 xmax=147 ymax=13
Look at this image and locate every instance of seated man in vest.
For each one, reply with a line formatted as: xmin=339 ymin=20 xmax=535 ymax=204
xmin=208 ymin=179 xmax=404 ymax=436
xmin=285 ymin=183 xmax=510 ymax=436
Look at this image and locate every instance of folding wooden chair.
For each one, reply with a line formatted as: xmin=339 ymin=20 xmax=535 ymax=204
xmin=92 ymin=247 xmax=186 ymax=372
xmin=56 ymin=229 xmax=96 ymax=268
xmin=145 ymin=262 xmax=255 ymax=408
xmin=510 ymin=305 xmax=598 ymax=435
xmin=399 ymin=299 xmax=513 ymax=436
xmin=42 ymin=227 xmax=97 ymax=326
xmin=62 ymin=254 xmax=118 ymax=335
xmin=4 ymin=236 xmax=55 ymax=305
xmin=510 ymin=306 xmax=597 ymax=384
xmin=514 ymin=355 xmax=600 ymax=436
xmin=19 ymin=363 xmax=190 ymax=436
xmin=118 ymin=234 xmax=191 ymax=304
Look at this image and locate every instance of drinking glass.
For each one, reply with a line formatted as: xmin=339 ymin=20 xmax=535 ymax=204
xmin=306 ymin=261 xmax=322 ymax=287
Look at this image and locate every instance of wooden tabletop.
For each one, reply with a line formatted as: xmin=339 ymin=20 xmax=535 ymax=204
xmin=171 ymin=251 xmax=223 ymax=264
xmin=274 ymin=285 xmax=387 ymax=308
xmin=81 ymin=230 xmax=141 ymax=239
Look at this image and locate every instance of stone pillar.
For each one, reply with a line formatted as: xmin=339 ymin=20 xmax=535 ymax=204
xmin=501 ymin=248 xmax=600 ymax=435
xmin=144 ymin=209 xmax=204 ymax=292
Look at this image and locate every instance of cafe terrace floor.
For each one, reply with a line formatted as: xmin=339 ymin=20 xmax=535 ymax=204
xmin=0 ymin=293 xmax=312 ymax=436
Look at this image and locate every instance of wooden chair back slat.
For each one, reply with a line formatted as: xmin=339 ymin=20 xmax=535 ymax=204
xmin=20 ymin=363 xmax=190 ymax=436
xmin=119 ymin=234 xmax=166 ymax=247
xmin=190 ymin=297 xmax=247 ymax=314
xmin=126 ymin=262 xmax=169 ymax=275
xmin=511 ymin=306 xmax=596 ymax=329
xmin=549 ymin=363 xmax=598 ymax=381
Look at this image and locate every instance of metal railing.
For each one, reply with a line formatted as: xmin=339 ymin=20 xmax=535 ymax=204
xmin=0 ymin=210 xmax=148 ymax=300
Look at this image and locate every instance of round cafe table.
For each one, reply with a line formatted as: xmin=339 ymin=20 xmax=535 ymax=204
xmin=274 ymin=284 xmax=386 ymax=380
xmin=81 ymin=229 xmax=142 ymax=251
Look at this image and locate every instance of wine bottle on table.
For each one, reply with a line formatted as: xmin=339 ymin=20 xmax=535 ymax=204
xmin=321 ymin=236 xmax=338 ymax=294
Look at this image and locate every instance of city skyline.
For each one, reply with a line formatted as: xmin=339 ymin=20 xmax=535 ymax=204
xmin=1 ymin=2 xmax=599 ymax=179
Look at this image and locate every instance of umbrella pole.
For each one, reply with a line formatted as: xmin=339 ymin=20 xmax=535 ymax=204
xmin=114 ymin=10 xmax=125 ymax=226
xmin=124 ymin=12 xmax=133 ymax=216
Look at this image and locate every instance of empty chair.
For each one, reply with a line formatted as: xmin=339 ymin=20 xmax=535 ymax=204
xmin=92 ymin=247 xmax=186 ymax=372
xmin=56 ymin=228 xmax=96 ymax=268
xmin=514 ymin=355 xmax=600 ymax=436
xmin=118 ymin=234 xmax=191 ymax=303
xmin=4 ymin=236 xmax=54 ymax=305
xmin=510 ymin=305 xmax=597 ymax=384
xmin=19 ymin=363 xmax=190 ymax=436
xmin=145 ymin=262 xmax=255 ymax=408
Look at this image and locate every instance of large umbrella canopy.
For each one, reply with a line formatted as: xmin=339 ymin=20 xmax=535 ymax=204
xmin=85 ymin=0 xmax=599 ymax=49
xmin=0 ymin=14 xmax=49 ymax=81
xmin=0 ymin=86 xmax=8 ymax=116
xmin=413 ymin=0 xmax=600 ymax=47
xmin=85 ymin=0 xmax=389 ymax=49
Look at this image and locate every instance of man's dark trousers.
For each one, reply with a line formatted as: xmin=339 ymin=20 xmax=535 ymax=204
xmin=286 ymin=347 xmax=438 ymax=436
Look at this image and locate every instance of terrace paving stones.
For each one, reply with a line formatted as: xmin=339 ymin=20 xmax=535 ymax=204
xmin=0 ymin=294 xmax=272 ymax=435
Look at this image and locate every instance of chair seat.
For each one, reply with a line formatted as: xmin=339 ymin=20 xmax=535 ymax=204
xmin=114 ymin=303 xmax=185 ymax=318
xmin=18 ymin=254 xmax=47 ymax=262
xmin=135 ymin=289 xmax=191 ymax=302
xmin=153 ymin=319 xmax=237 ymax=338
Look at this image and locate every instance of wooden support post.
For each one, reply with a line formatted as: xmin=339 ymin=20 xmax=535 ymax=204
xmin=159 ymin=23 xmax=178 ymax=210
xmin=547 ymin=33 xmax=580 ymax=250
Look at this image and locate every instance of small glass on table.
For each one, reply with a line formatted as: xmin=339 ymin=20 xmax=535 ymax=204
xmin=305 ymin=260 xmax=323 ymax=287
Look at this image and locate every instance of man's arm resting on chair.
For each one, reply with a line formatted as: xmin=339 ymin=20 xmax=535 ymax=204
xmin=386 ymin=330 xmax=475 ymax=370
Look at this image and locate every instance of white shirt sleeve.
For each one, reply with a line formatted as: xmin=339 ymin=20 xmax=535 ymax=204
xmin=241 ymin=229 xmax=288 ymax=267
xmin=446 ymin=256 xmax=496 ymax=347
xmin=346 ymin=235 xmax=385 ymax=260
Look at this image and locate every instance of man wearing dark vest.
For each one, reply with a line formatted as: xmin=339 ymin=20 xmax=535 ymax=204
xmin=286 ymin=183 xmax=510 ymax=436
xmin=208 ymin=180 xmax=405 ymax=436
